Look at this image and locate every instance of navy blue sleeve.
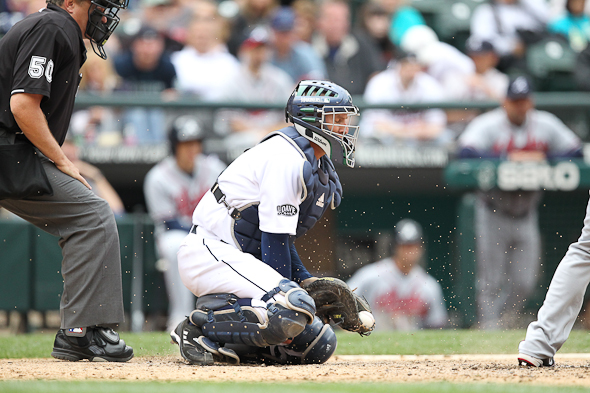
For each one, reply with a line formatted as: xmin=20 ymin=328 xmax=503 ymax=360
xmin=457 ymin=147 xmax=501 ymax=159
xmin=261 ymin=232 xmax=291 ymax=279
xmin=163 ymin=219 xmax=189 ymax=231
xmin=290 ymin=243 xmax=313 ymax=284
xmin=547 ymin=147 xmax=583 ymax=159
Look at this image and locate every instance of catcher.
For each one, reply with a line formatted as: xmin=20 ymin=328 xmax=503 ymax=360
xmin=170 ymin=80 xmax=375 ymax=366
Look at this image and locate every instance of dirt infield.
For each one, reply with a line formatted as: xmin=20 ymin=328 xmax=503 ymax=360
xmin=1 ymin=354 xmax=590 ymax=386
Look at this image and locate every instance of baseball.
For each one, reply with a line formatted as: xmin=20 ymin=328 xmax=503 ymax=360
xmin=359 ymin=311 xmax=375 ymax=329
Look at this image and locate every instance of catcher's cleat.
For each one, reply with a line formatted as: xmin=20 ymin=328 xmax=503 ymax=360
xmin=51 ymin=327 xmax=134 ymax=362
xmin=170 ymin=318 xmax=214 ymax=365
xmin=518 ymin=353 xmax=555 ymax=367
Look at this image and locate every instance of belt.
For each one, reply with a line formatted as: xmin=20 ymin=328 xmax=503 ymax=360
xmin=210 ymin=182 xmax=242 ymax=220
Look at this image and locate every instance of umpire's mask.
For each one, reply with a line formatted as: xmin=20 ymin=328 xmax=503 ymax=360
xmin=86 ymin=0 xmax=129 ymax=59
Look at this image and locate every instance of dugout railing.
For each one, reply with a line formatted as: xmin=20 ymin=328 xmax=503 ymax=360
xmin=2 ymin=92 xmax=590 ymax=331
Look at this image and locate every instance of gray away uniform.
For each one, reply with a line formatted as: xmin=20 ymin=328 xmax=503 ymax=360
xmin=458 ymin=107 xmax=581 ymax=329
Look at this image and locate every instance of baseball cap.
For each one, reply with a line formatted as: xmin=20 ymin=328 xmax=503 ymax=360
xmin=271 ymin=7 xmax=295 ymax=32
xmin=465 ymin=37 xmax=495 ymax=54
xmin=241 ymin=27 xmax=270 ymax=50
xmin=171 ymin=115 xmax=204 ymax=143
xmin=133 ymin=25 xmax=161 ymax=41
xmin=506 ymin=76 xmax=533 ymax=100
xmin=394 ymin=219 xmax=423 ymax=245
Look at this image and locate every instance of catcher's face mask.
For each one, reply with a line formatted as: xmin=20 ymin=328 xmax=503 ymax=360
xmin=85 ymin=0 xmax=128 ymax=59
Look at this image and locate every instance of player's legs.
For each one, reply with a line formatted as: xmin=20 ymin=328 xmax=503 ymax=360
xmin=157 ymin=230 xmax=196 ymax=332
xmin=0 ymin=156 xmax=124 ymax=329
xmin=475 ymin=199 xmax=510 ymax=329
xmin=178 ymin=226 xmax=288 ymax=322
xmin=506 ymin=212 xmax=541 ymax=315
xmin=519 ymin=195 xmax=590 ymax=361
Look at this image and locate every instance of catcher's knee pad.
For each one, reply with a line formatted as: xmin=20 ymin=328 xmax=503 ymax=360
xmin=263 ymin=279 xmax=316 ymax=324
xmin=262 ymin=316 xmax=337 ymax=364
xmin=190 ymin=293 xmax=269 ymax=347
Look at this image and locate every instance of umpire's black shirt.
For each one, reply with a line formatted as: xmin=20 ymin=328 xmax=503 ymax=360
xmin=0 ymin=4 xmax=86 ymax=146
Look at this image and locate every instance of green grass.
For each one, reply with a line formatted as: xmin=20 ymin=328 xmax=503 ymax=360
xmin=0 ymin=381 xmax=589 ymax=393
xmin=3 ymin=329 xmax=590 ymax=358
xmin=2 ymin=330 xmax=590 ymax=393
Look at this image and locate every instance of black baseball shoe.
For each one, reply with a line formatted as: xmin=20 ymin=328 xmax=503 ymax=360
xmin=51 ymin=326 xmax=134 ymax=362
xmin=518 ymin=353 xmax=555 ymax=367
xmin=170 ymin=317 xmax=214 ymax=365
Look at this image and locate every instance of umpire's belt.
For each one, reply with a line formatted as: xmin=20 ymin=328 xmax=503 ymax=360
xmin=211 ymin=182 xmax=242 ymax=220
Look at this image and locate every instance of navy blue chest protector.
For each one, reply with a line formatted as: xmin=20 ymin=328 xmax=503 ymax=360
xmin=232 ymin=126 xmax=342 ymax=259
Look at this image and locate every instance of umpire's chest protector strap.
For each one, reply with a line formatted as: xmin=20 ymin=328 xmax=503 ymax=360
xmin=232 ymin=126 xmax=342 ymax=259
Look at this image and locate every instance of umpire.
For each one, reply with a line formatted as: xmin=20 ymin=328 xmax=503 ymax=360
xmin=0 ymin=0 xmax=133 ymax=361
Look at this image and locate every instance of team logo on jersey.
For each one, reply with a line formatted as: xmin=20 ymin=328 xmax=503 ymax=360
xmin=277 ymin=204 xmax=298 ymax=216
xmin=316 ymin=193 xmax=325 ymax=208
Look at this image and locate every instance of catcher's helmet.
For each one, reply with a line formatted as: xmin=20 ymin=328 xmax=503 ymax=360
xmin=285 ymin=80 xmax=360 ymax=168
xmin=86 ymin=0 xmax=129 ymax=60
xmin=168 ymin=115 xmax=205 ymax=155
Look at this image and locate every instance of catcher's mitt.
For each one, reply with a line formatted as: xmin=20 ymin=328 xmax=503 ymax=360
xmin=303 ymin=277 xmax=375 ymax=336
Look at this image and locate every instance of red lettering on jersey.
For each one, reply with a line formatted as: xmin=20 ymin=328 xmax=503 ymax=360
xmin=175 ymin=189 xmax=208 ymax=219
xmin=375 ymin=290 xmax=428 ymax=318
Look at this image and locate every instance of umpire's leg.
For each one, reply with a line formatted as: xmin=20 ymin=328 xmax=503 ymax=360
xmin=0 ymin=156 xmax=124 ymax=329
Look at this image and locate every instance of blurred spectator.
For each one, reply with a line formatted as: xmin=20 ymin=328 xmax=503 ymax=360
xmin=312 ymin=0 xmax=385 ymax=96
xmin=446 ymin=37 xmax=509 ymax=135
xmin=171 ymin=0 xmax=240 ymax=100
xmin=401 ymin=25 xmax=475 ymax=100
xmin=355 ymin=1 xmax=395 ymax=64
xmin=548 ymin=0 xmax=590 ymax=52
xmin=226 ymin=0 xmax=278 ymax=56
xmin=291 ymin=0 xmax=316 ymax=44
xmin=215 ymin=27 xmax=294 ymax=152
xmin=114 ymin=25 xmax=176 ymax=144
xmin=574 ymin=41 xmax=590 ymax=89
xmin=462 ymin=37 xmax=509 ymax=101
xmin=136 ymin=0 xmax=192 ymax=51
xmin=144 ymin=115 xmax=226 ymax=332
xmin=70 ymin=51 xmax=123 ymax=146
xmin=61 ymin=138 xmax=126 ymax=219
xmin=360 ymin=51 xmax=449 ymax=145
xmin=376 ymin=0 xmax=425 ymax=47
xmin=469 ymin=0 xmax=551 ymax=72
xmin=269 ymin=6 xmax=326 ymax=82
xmin=347 ymin=219 xmax=448 ymax=331
xmin=457 ymin=76 xmax=582 ymax=330
xmin=0 ymin=0 xmax=45 ymax=36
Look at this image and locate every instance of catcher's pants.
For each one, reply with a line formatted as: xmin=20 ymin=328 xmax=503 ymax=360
xmin=156 ymin=229 xmax=196 ymax=331
xmin=519 ymin=193 xmax=590 ymax=359
xmin=474 ymin=198 xmax=541 ymax=330
xmin=177 ymin=225 xmax=286 ymax=323
xmin=0 ymin=156 xmax=125 ymax=329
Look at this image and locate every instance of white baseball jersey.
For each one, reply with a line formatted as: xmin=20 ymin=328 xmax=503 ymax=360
xmin=178 ymin=134 xmax=314 ymax=321
xmin=192 ymin=135 xmax=306 ymax=243
xmin=347 ymin=258 xmax=448 ymax=331
xmin=360 ymin=66 xmax=447 ymax=140
xmin=144 ymin=154 xmax=227 ymax=235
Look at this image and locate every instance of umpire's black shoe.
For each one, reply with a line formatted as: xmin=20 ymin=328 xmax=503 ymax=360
xmin=170 ymin=317 xmax=214 ymax=365
xmin=51 ymin=327 xmax=134 ymax=362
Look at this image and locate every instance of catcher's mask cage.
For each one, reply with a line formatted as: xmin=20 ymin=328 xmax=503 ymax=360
xmin=285 ymin=80 xmax=360 ymax=168
xmin=86 ymin=0 xmax=129 ymax=60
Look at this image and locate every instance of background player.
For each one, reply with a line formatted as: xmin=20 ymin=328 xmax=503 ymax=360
xmin=144 ymin=115 xmax=226 ymax=332
xmin=0 ymin=0 xmax=132 ymax=361
xmin=457 ymin=76 xmax=582 ymax=330
xmin=347 ymin=219 xmax=447 ymax=331
xmin=170 ymin=80 xmax=373 ymax=366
